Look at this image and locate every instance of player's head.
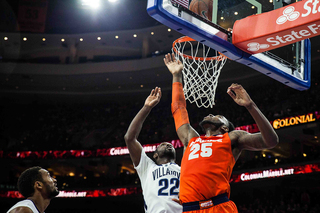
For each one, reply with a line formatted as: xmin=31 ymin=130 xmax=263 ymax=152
xmin=199 ymin=114 xmax=235 ymax=133
xmin=18 ymin=166 xmax=59 ymax=199
xmin=153 ymin=142 xmax=176 ymax=164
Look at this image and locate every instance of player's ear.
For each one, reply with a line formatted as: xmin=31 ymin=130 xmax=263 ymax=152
xmin=35 ymin=181 xmax=43 ymax=189
xmin=153 ymin=152 xmax=158 ymax=160
xmin=221 ymin=125 xmax=229 ymax=133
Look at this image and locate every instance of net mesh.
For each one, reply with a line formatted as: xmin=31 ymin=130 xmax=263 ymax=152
xmin=172 ymin=37 xmax=227 ymax=108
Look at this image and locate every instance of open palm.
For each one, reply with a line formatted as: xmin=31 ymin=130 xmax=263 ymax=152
xmin=164 ymin=53 xmax=183 ymax=75
xmin=145 ymin=87 xmax=162 ymax=108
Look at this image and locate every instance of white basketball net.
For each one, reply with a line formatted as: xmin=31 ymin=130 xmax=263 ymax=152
xmin=172 ymin=37 xmax=227 ymax=108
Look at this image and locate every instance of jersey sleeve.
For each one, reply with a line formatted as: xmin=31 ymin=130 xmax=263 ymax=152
xmin=134 ymin=149 xmax=155 ymax=181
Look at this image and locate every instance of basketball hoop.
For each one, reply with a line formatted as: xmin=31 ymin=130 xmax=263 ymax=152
xmin=172 ymin=36 xmax=227 ymax=108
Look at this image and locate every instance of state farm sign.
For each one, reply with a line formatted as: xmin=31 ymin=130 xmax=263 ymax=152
xmin=232 ymin=0 xmax=320 ymax=53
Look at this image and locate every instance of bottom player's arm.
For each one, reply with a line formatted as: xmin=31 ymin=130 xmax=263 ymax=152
xmin=124 ymin=87 xmax=162 ymax=166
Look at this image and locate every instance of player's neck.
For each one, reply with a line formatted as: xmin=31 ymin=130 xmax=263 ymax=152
xmin=205 ymin=129 xmax=224 ymax=136
xmin=28 ymin=194 xmax=51 ymax=213
xmin=157 ymin=158 xmax=174 ymax=165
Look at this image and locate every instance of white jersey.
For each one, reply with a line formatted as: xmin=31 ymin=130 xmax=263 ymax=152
xmin=135 ymin=149 xmax=182 ymax=213
xmin=6 ymin=200 xmax=40 ymax=213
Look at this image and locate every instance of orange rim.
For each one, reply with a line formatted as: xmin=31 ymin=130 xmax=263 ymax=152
xmin=172 ymin=36 xmax=227 ymax=61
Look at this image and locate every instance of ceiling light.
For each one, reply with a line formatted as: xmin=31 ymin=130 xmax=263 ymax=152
xmin=23 ymin=37 xmax=27 ymax=41
xmin=168 ymin=28 xmax=171 ymax=32
xmin=221 ymin=17 xmax=224 ymax=20
xmin=81 ymin=0 xmax=100 ymax=9
xmin=151 ymin=32 xmax=154 ymax=35
xmin=140 ymin=85 xmax=144 ymax=88
xmin=303 ymin=153 xmax=307 ymax=157
xmin=97 ymin=37 xmax=101 ymax=40
xmin=234 ymin=12 xmax=238 ymax=15
xmin=4 ymin=37 xmax=8 ymax=40
xmin=133 ymin=34 xmax=137 ymax=37
xmin=42 ymin=38 xmax=46 ymax=41
xmin=252 ymin=6 xmax=255 ymax=9
xmin=80 ymin=38 xmax=83 ymax=41
xmin=61 ymin=38 xmax=65 ymax=42
xmin=115 ymin=35 xmax=119 ymax=39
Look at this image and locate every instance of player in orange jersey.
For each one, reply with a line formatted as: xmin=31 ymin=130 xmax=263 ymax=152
xmin=164 ymin=53 xmax=279 ymax=213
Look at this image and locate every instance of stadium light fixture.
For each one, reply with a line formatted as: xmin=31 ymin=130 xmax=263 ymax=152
xmin=81 ymin=0 xmax=101 ymax=9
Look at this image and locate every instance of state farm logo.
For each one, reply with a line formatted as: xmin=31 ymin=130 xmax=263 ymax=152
xmin=247 ymin=42 xmax=269 ymax=52
xmin=276 ymin=6 xmax=300 ymax=25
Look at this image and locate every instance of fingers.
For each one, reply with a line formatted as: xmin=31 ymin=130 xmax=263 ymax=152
xmin=227 ymin=83 xmax=242 ymax=99
xmin=157 ymin=87 xmax=162 ymax=99
xmin=172 ymin=198 xmax=182 ymax=205
xmin=151 ymin=87 xmax=161 ymax=97
xmin=164 ymin=53 xmax=177 ymax=64
xmin=227 ymin=88 xmax=236 ymax=99
xmin=228 ymin=83 xmax=242 ymax=90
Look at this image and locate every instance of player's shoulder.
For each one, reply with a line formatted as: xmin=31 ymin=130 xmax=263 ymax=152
xmin=168 ymin=162 xmax=181 ymax=169
xmin=8 ymin=206 xmax=34 ymax=213
xmin=228 ymin=130 xmax=249 ymax=142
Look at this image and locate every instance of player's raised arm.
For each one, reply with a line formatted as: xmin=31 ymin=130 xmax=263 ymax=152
xmin=164 ymin=53 xmax=199 ymax=148
xmin=124 ymin=87 xmax=162 ymax=166
xmin=227 ymin=83 xmax=279 ymax=152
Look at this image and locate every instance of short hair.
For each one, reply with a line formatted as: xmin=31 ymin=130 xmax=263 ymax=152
xmin=18 ymin=166 xmax=43 ymax=198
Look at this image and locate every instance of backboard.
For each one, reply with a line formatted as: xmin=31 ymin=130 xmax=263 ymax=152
xmin=147 ymin=0 xmax=311 ymax=90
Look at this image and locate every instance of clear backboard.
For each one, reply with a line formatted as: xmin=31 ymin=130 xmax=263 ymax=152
xmin=147 ymin=0 xmax=311 ymax=90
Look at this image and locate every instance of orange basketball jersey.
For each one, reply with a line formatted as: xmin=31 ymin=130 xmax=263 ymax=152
xmin=180 ymin=133 xmax=235 ymax=203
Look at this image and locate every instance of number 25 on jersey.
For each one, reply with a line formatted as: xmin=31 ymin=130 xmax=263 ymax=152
xmin=188 ymin=143 xmax=213 ymax=160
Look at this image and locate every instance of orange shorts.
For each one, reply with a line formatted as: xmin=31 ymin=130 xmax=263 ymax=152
xmin=182 ymin=194 xmax=238 ymax=213
xmin=183 ymin=200 xmax=238 ymax=213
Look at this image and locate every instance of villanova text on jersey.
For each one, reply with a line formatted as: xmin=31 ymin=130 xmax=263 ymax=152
xmin=152 ymin=166 xmax=180 ymax=180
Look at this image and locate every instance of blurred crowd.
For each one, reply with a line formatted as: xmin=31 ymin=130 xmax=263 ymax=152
xmin=1 ymin=77 xmax=319 ymax=152
xmin=235 ymin=188 xmax=320 ymax=213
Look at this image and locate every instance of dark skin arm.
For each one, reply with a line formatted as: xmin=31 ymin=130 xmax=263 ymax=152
xmin=9 ymin=207 xmax=33 ymax=213
xmin=164 ymin=53 xmax=199 ymax=150
xmin=164 ymin=53 xmax=278 ymax=161
xmin=227 ymin=84 xmax=279 ymax=161
xmin=124 ymin=87 xmax=162 ymax=166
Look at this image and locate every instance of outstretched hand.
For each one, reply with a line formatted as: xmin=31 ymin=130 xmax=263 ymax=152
xmin=227 ymin=83 xmax=253 ymax=108
xmin=145 ymin=87 xmax=162 ymax=108
xmin=164 ymin=53 xmax=183 ymax=76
